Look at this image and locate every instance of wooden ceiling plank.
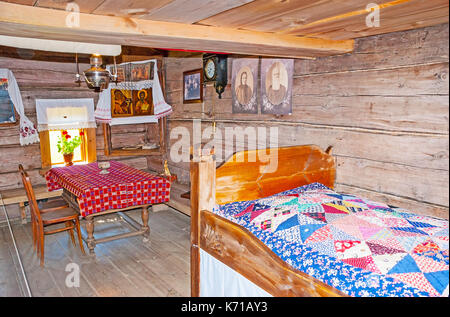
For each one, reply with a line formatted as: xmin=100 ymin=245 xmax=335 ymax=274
xmin=316 ymin=10 xmax=450 ymax=40
xmin=200 ymin=0 xmax=380 ymax=33
xmin=283 ymin=0 xmax=449 ymax=39
xmin=140 ymin=0 xmax=255 ymax=24
xmin=1 ymin=0 xmax=37 ymax=5
xmin=91 ymin=0 xmax=175 ymax=18
xmin=198 ymin=0 xmax=328 ymax=29
xmin=35 ymin=0 xmax=106 ymax=13
xmin=278 ymin=0 xmax=412 ymax=35
xmin=247 ymin=0 xmax=374 ymax=33
xmin=287 ymin=0 xmax=449 ymax=39
xmin=0 ymin=2 xmax=354 ymax=58
xmin=198 ymin=0 xmax=448 ymax=41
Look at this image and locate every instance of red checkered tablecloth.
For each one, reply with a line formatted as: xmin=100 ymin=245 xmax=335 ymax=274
xmin=45 ymin=161 xmax=171 ymax=217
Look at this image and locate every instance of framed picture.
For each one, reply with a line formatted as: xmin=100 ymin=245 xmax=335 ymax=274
xmin=111 ymin=89 xmax=133 ymax=117
xmin=232 ymin=58 xmax=258 ymax=114
xmin=0 ymin=78 xmax=7 ymax=90
xmin=0 ymin=79 xmax=17 ymax=125
xmin=260 ymin=58 xmax=293 ymax=115
xmin=183 ymin=69 xmax=203 ymax=104
xmin=131 ymin=62 xmax=153 ymax=81
xmin=132 ymin=88 xmax=154 ymax=116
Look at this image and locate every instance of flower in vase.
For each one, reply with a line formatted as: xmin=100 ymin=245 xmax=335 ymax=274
xmin=57 ymin=131 xmax=82 ymax=155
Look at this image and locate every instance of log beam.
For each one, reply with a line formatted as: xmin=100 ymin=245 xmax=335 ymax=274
xmin=0 ymin=2 xmax=354 ymax=58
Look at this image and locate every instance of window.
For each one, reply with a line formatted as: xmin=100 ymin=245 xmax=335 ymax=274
xmin=39 ymin=128 xmax=96 ymax=169
xmin=49 ymin=129 xmax=86 ymax=166
xmin=35 ymin=98 xmax=97 ymax=170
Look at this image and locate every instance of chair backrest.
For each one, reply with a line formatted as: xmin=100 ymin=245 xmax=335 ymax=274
xmin=18 ymin=164 xmax=42 ymax=225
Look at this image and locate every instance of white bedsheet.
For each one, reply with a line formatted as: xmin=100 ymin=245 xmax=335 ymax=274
xmin=199 ymin=249 xmax=272 ymax=297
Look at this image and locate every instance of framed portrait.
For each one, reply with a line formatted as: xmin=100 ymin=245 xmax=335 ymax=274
xmin=232 ymin=58 xmax=258 ymax=114
xmin=132 ymin=88 xmax=154 ymax=116
xmin=260 ymin=59 xmax=293 ymax=115
xmin=183 ymin=69 xmax=203 ymax=104
xmin=111 ymin=89 xmax=133 ymax=117
xmin=131 ymin=62 xmax=154 ymax=82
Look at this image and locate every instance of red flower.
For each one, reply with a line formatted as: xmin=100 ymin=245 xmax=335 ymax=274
xmin=65 ymin=134 xmax=71 ymax=139
xmin=62 ymin=130 xmax=68 ymax=135
xmin=79 ymin=131 xmax=85 ymax=136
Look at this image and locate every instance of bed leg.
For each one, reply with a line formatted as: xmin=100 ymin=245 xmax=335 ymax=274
xmin=190 ymin=160 xmax=200 ymax=297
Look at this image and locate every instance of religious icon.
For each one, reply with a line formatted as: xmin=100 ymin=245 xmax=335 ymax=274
xmin=232 ymin=58 xmax=258 ymax=114
xmin=131 ymin=62 xmax=153 ymax=81
xmin=111 ymin=89 xmax=133 ymax=117
xmin=115 ymin=65 xmax=126 ymax=82
xmin=133 ymin=89 xmax=154 ymax=116
xmin=261 ymin=59 xmax=293 ymax=115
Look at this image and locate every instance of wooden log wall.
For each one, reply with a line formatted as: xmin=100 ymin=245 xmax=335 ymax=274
xmin=149 ymin=23 xmax=449 ymax=219
xmin=0 ymin=53 xmax=155 ymax=221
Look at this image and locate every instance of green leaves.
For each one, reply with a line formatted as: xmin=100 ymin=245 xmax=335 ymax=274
xmin=57 ymin=131 xmax=82 ymax=154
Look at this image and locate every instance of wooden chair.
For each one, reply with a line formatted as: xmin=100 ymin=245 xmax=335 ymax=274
xmin=18 ymin=165 xmax=68 ymax=210
xmin=18 ymin=165 xmax=85 ymax=266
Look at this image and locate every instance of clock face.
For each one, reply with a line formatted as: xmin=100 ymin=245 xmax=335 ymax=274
xmin=205 ymin=59 xmax=216 ymax=80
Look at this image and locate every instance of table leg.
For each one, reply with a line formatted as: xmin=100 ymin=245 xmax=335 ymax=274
xmin=19 ymin=202 xmax=27 ymax=224
xmin=85 ymin=215 xmax=96 ymax=254
xmin=141 ymin=206 xmax=150 ymax=242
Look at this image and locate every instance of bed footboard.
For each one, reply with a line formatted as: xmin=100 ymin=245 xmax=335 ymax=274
xmin=199 ymin=209 xmax=346 ymax=297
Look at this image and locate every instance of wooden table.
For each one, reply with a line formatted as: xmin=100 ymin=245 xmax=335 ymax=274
xmin=62 ymin=188 xmax=151 ymax=254
xmin=45 ymin=161 xmax=171 ymax=254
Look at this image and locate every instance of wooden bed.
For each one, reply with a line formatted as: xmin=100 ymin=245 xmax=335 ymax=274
xmin=189 ymin=144 xmax=348 ymax=297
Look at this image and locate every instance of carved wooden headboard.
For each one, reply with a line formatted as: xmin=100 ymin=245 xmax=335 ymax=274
xmin=215 ymin=145 xmax=335 ymax=205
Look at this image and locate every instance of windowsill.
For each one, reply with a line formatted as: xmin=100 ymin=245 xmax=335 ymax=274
xmin=38 ymin=161 xmax=89 ymax=176
xmin=51 ymin=161 xmax=88 ymax=168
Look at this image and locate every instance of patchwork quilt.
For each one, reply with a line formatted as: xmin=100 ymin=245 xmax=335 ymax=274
xmin=214 ymin=183 xmax=449 ymax=297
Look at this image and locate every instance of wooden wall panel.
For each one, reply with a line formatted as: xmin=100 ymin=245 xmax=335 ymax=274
xmin=202 ymin=94 xmax=449 ymax=134
xmin=295 ymin=24 xmax=449 ymax=75
xmin=292 ymin=63 xmax=449 ymax=96
xmin=159 ymin=24 xmax=449 ymax=219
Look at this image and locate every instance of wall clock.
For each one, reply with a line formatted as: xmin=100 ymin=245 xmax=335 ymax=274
xmin=203 ymin=54 xmax=217 ymax=82
xmin=203 ymin=53 xmax=228 ymax=99
xmin=203 ymin=56 xmax=217 ymax=82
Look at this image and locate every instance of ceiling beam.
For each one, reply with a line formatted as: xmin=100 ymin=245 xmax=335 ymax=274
xmin=0 ymin=2 xmax=354 ymax=58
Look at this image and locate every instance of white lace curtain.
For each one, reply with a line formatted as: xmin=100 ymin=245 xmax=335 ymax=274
xmin=0 ymin=68 xmax=39 ymax=146
xmin=36 ymin=98 xmax=96 ymax=131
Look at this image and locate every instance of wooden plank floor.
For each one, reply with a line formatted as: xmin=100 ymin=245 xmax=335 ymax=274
xmin=0 ymin=206 xmax=190 ymax=297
